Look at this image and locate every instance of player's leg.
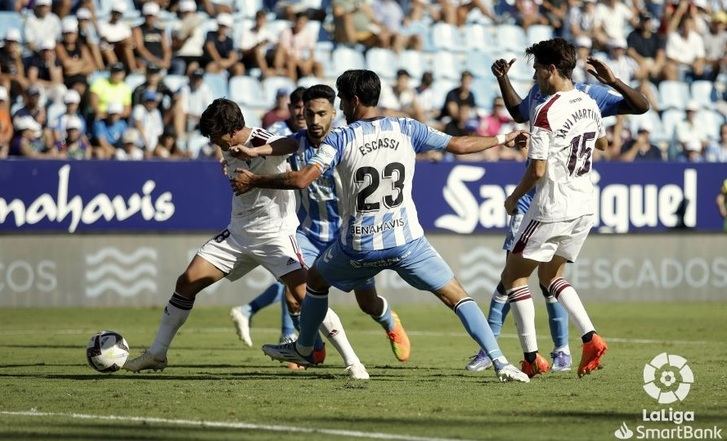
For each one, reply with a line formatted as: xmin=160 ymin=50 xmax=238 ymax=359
xmin=354 ymin=283 xmax=411 ymax=362
xmin=279 ymin=296 xmax=296 ymax=342
xmin=395 ymin=237 xmax=529 ymax=383
xmin=538 ymin=215 xmax=606 ymax=377
xmin=230 ymin=282 xmax=285 ymax=347
xmin=538 ymin=280 xmax=571 ymax=372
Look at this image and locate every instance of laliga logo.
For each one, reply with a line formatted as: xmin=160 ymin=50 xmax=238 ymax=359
xmin=643 ymin=353 xmax=694 ymax=404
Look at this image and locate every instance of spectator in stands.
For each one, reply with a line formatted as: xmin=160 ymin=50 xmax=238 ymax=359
xmin=676 ymin=140 xmax=704 ymax=162
xmin=444 ymin=103 xmax=476 ymax=137
xmin=541 ymin=0 xmax=568 ymax=36
xmin=593 ymin=0 xmax=637 ymax=49
xmin=267 ymin=86 xmax=307 ymax=135
xmin=76 ymin=7 xmax=104 ymax=70
xmin=373 ymin=0 xmax=422 ymax=52
xmin=10 ymin=115 xmax=50 ymax=157
xmin=133 ymin=2 xmax=172 ymax=71
xmin=0 ymin=29 xmax=28 ymax=94
xmin=89 ymin=62 xmax=131 ymax=117
xmin=676 ymin=101 xmax=710 ymax=158
xmin=572 ymin=36 xmax=594 ymax=84
xmin=92 ymin=101 xmax=127 ymax=158
xmin=52 ymin=89 xmax=86 ymax=143
xmin=23 ymin=0 xmax=61 ymax=52
xmin=627 ymin=12 xmax=666 ymax=81
xmin=704 ymin=123 xmax=727 ymax=162
xmin=131 ymin=63 xmax=175 ymax=112
xmin=202 ymin=13 xmax=244 ymax=75
xmin=333 ymin=0 xmax=391 ymax=49
xmin=703 ymin=11 xmax=726 ymax=81
xmin=152 ymin=128 xmax=188 ymax=159
xmin=515 ymin=0 xmax=548 ymax=30
xmin=116 ymin=128 xmax=145 ymax=160
xmin=566 ymin=0 xmax=597 ymax=41
xmin=179 ymin=68 xmax=212 ymax=133
xmin=13 ymin=86 xmax=46 ymax=128
xmin=664 ymin=16 xmax=706 ymax=81
xmin=132 ymin=90 xmax=164 ymax=152
xmin=387 ymin=69 xmax=424 ymax=121
xmin=476 ymin=96 xmax=511 ymax=138
xmin=27 ymin=39 xmax=64 ymax=100
xmin=57 ymin=16 xmax=96 ymax=96
xmin=55 ymin=114 xmax=91 ymax=159
xmin=0 ymin=86 xmax=11 ymax=158
xmin=240 ymin=10 xmax=277 ymax=79
xmin=262 ymin=88 xmax=292 ymax=129
xmin=441 ymin=70 xmax=475 ymax=122
xmin=275 ymin=12 xmax=322 ymax=80
xmin=602 ymin=38 xmax=638 ymax=85
xmin=200 ymin=0 xmax=234 ymax=16
xmin=98 ymin=1 xmax=137 ymax=71
xmin=619 ymin=123 xmax=663 ymax=161
xmin=414 ymin=71 xmax=438 ymax=124
xmin=435 ymin=0 xmax=496 ymax=27
xmin=171 ymin=0 xmax=207 ymax=75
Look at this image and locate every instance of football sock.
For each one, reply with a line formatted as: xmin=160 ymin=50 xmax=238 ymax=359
xmin=372 ymin=296 xmax=395 ymax=332
xmin=581 ymin=330 xmax=596 ymax=343
xmin=289 ymin=310 xmax=323 ymax=350
xmin=549 ymin=278 xmax=595 ymax=338
xmin=149 ymin=292 xmax=194 ymax=357
xmin=507 ymin=285 xmax=539 ymax=354
xmin=454 ymin=297 xmax=503 ymax=361
xmin=524 ymin=351 xmax=538 ymax=363
xmin=280 ymin=299 xmax=295 ymax=337
xmin=487 ymin=282 xmax=510 ymax=338
xmin=295 ymin=287 xmax=329 ymax=355
xmin=540 ymin=283 xmax=569 ymax=352
xmin=321 ymin=308 xmax=360 ymax=366
xmin=249 ymin=283 xmax=284 ymax=315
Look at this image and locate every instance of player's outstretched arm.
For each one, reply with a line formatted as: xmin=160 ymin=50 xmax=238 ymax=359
xmin=446 ymin=130 xmax=527 ymax=155
xmin=587 ymin=57 xmax=649 ymax=115
xmin=229 ymin=137 xmax=298 ymax=160
xmin=505 ymin=159 xmax=545 ymax=214
xmin=491 ymin=58 xmax=527 ymax=123
xmin=230 ymin=164 xmax=322 ymax=195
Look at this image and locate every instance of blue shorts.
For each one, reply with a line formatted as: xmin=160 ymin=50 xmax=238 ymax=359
xmin=297 ymin=231 xmax=375 ymax=290
xmin=314 ymin=236 xmax=454 ymax=293
xmin=503 ymin=213 xmax=525 ymax=252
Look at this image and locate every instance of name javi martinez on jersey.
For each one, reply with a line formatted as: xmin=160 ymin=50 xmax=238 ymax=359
xmin=554 ymin=106 xmax=601 ymax=139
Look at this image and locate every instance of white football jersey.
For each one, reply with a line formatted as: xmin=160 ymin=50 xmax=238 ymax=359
xmin=224 ymin=127 xmax=299 ymax=238
xmin=527 ymin=88 xmax=605 ymax=222
xmin=309 ymin=117 xmax=451 ymax=252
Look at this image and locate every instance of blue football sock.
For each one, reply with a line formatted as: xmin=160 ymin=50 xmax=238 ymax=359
xmin=373 ymin=296 xmax=395 ymax=332
xmin=454 ymin=298 xmax=503 ymax=361
xmin=297 ymin=287 xmax=329 ymax=350
xmin=249 ymin=283 xmax=284 ymax=314
xmin=541 ymin=284 xmax=569 ymax=350
xmin=487 ymin=282 xmax=510 ymax=338
xmin=280 ymin=299 xmax=295 ymax=337
xmin=289 ymin=309 xmax=324 ymax=350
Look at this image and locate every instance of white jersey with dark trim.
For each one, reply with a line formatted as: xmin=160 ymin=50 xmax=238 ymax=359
xmin=528 ymin=88 xmax=605 ymax=222
xmin=224 ymin=127 xmax=298 ymax=238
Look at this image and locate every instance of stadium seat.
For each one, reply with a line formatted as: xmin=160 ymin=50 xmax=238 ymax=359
xmin=262 ymin=76 xmax=296 ymax=107
xmin=398 ymin=50 xmax=426 ymax=80
xmin=430 ymin=79 xmax=458 ymax=111
xmin=526 ymin=25 xmax=554 ymax=46
xmin=500 ymin=52 xmax=532 ymax=81
xmin=125 ymin=73 xmax=145 ymax=92
xmin=432 ymin=51 xmax=461 ymax=81
xmin=472 ymin=77 xmax=496 ymax=109
xmin=465 ymin=51 xmax=495 ymax=78
xmin=241 ymin=108 xmax=262 ymax=128
xmin=658 ymin=80 xmax=689 ymax=110
xmin=229 ymin=75 xmax=266 ymax=108
xmin=204 ymin=72 xmax=229 ymax=99
xmin=629 ymin=110 xmax=666 ymax=142
xmin=696 ymin=109 xmax=724 ymax=140
xmin=463 ymin=24 xmax=494 ymax=52
xmin=235 ymin=0 xmax=262 ymax=18
xmin=0 ymin=11 xmax=22 ymax=34
xmin=232 ymin=18 xmax=254 ymax=49
xmin=185 ymin=130 xmax=209 ymax=158
xmin=331 ymin=47 xmax=365 ymax=77
xmin=690 ymin=81 xmax=716 ymax=109
xmin=163 ymin=75 xmax=189 ymax=93
xmin=495 ymin=25 xmax=527 ymax=53
xmin=366 ymin=48 xmax=398 ymax=80
xmin=268 ymin=20 xmax=291 ymax=38
xmin=431 ymin=22 xmax=461 ymax=52
xmin=661 ymin=109 xmax=685 ymax=140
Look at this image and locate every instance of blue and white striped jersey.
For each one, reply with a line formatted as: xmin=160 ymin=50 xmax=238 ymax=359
xmin=309 ymin=117 xmax=451 ymax=252
xmin=289 ymin=130 xmax=343 ymax=245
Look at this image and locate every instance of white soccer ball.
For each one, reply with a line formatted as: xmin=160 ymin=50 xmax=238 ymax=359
xmin=86 ymin=331 xmax=129 ymax=372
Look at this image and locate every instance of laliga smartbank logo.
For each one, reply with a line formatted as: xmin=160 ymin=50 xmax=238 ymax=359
xmin=613 ymin=353 xmax=722 ymax=440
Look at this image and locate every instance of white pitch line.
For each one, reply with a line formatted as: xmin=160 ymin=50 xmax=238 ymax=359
xmin=0 ymin=327 xmax=711 ymax=345
xmin=0 ymin=410 xmax=479 ymax=441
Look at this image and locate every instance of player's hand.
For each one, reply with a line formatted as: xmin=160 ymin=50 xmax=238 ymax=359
xmin=230 ymin=168 xmax=255 ymax=195
xmin=504 ymin=194 xmax=518 ymax=215
xmin=229 ymin=145 xmax=258 ymax=160
xmin=587 ymin=57 xmax=618 ymax=86
xmin=503 ymin=130 xmax=529 ymax=149
xmin=491 ymin=58 xmax=516 ymax=79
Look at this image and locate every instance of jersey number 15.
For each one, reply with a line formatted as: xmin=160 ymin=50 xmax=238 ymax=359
xmin=567 ymin=131 xmax=596 ymax=176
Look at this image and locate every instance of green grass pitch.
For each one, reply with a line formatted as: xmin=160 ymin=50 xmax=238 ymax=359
xmin=1 ymin=302 xmax=726 ymax=441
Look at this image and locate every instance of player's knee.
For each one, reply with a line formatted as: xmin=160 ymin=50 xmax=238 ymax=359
xmin=306 ymin=266 xmax=329 ymax=293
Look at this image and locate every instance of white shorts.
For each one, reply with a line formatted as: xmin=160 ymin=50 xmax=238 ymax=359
xmin=511 ymin=213 xmax=594 ymax=263
xmin=197 ymin=228 xmax=304 ymax=281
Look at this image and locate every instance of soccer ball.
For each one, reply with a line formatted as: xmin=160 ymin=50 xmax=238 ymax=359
xmin=86 ymin=331 xmax=129 ymax=372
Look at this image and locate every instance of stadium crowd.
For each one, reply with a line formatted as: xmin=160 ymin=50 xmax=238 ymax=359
xmin=0 ymin=0 xmax=724 ymax=161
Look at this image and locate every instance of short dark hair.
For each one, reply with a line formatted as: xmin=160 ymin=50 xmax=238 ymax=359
xmin=199 ymin=98 xmax=245 ymax=139
xmin=525 ymin=38 xmax=576 ymax=80
xmin=303 ymin=84 xmax=335 ymax=104
xmin=289 ymin=87 xmax=306 ymax=104
xmin=336 ymin=70 xmax=380 ymax=107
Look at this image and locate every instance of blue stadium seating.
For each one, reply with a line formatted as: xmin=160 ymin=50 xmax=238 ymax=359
xmin=0 ymin=11 xmax=22 ymax=34
xmin=229 ymin=75 xmax=266 ymax=108
xmin=495 ymin=24 xmax=527 ymax=53
xmin=398 ymin=50 xmax=426 ymax=80
xmin=366 ymin=48 xmax=398 ymax=80
xmin=163 ymin=75 xmax=189 ymax=94
xmin=204 ymin=72 xmax=229 ymax=99
xmin=690 ymin=81 xmax=716 ymax=109
xmin=526 ymin=25 xmax=554 ymax=46
xmin=661 ymin=109 xmax=686 ymax=140
xmin=432 ymin=51 xmax=460 ymax=81
xmin=262 ymin=76 xmax=296 ymax=107
xmin=331 ymin=47 xmax=365 ymax=77
xmin=659 ymin=81 xmax=690 ymax=110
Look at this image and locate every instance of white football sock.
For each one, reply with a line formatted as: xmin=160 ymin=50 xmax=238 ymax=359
xmin=149 ymin=293 xmax=193 ymax=357
xmin=507 ymin=285 xmax=538 ymax=353
xmin=550 ymin=278 xmax=595 ymax=337
xmin=320 ymin=308 xmax=360 ymax=366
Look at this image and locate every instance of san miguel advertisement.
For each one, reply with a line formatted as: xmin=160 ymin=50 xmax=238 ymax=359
xmin=0 ymin=159 xmax=725 ymax=233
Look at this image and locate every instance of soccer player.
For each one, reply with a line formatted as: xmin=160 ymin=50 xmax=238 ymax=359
xmin=499 ymin=38 xmax=609 ymax=378
xmin=124 ymin=98 xmax=369 ymax=379
xmin=230 ymin=70 xmax=531 ymax=383
xmin=466 ymin=45 xmax=650 ymax=374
